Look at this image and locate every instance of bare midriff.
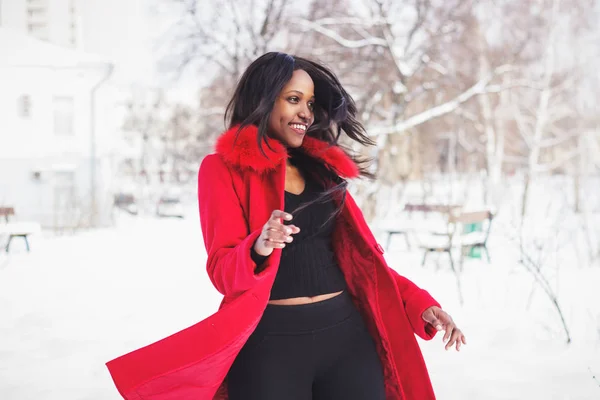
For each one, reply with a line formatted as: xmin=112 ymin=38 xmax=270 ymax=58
xmin=267 ymin=290 xmax=344 ymax=305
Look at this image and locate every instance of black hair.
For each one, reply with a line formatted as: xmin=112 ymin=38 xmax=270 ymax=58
xmin=224 ymin=52 xmax=374 ymax=223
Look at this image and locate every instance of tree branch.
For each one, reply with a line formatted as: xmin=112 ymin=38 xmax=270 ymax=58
xmin=539 ymin=130 xmax=581 ymax=148
xmin=298 ymin=19 xmax=388 ymax=48
xmin=534 ymin=148 xmax=582 ymax=173
xmin=305 ymin=16 xmax=386 ymax=27
xmin=368 ymin=65 xmax=518 ymax=136
xmin=485 ymin=80 xmax=544 ymax=93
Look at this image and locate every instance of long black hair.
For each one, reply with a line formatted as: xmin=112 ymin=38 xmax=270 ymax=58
xmin=225 ymin=52 xmax=374 ymax=222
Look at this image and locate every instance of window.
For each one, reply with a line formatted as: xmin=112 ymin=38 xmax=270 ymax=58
xmin=53 ymin=170 xmax=75 ymax=187
xmin=26 ymin=0 xmax=48 ymax=39
xmin=53 ymin=96 xmax=74 ymax=136
xmin=27 ymin=22 xmax=48 ymax=40
xmin=18 ymin=95 xmax=32 ymax=118
xmin=27 ymin=8 xmax=45 ymax=18
xmin=69 ymin=0 xmax=78 ymax=47
xmin=26 ymin=0 xmax=46 ymax=9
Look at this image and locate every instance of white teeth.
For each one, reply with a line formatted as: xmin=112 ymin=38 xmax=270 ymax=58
xmin=290 ymin=124 xmax=306 ymax=131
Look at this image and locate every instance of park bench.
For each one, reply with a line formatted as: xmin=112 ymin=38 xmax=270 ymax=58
xmin=384 ymin=203 xmax=463 ymax=250
xmin=418 ymin=209 xmax=494 ymax=272
xmin=0 ymin=207 xmax=41 ymax=253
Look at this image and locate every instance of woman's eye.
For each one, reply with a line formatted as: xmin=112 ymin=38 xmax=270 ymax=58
xmin=287 ymin=96 xmax=314 ymax=111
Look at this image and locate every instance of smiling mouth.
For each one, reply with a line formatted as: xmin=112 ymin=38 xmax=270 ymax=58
xmin=289 ymin=123 xmax=308 ymax=135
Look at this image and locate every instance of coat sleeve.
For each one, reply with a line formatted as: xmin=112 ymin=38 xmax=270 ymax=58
xmin=198 ymin=154 xmax=265 ymax=296
xmin=388 ymin=268 xmax=440 ymax=340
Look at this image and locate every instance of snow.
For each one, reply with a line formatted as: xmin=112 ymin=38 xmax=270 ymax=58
xmin=1 ymin=206 xmax=599 ymax=400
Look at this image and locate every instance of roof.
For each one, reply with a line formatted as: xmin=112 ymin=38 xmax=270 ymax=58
xmin=0 ymin=27 xmax=111 ymax=70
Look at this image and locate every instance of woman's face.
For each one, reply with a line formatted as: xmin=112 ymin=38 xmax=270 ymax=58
xmin=268 ymin=69 xmax=315 ymax=148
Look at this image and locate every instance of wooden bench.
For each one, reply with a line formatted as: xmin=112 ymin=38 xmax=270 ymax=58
xmin=384 ymin=203 xmax=463 ymax=250
xmin=0 ymin=207 xmax=41 ymax=253
xmin=419 ymin=209 xmax=494 ymax=272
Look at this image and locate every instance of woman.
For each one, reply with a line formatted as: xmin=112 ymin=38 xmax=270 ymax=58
xmin=105 ymin=52 xmax=465 ymax=400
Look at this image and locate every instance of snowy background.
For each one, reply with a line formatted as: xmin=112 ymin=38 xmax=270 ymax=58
xmin=1 ymin=0 xmax=600 ymax=399
xmin=1 ymin=181 xmax=599 ymax=399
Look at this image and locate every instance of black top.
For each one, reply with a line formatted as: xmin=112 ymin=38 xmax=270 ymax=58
xmin=251 ymin=173 xmax=347 ymax=300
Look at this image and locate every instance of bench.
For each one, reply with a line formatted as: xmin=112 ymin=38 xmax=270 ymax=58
xmin=419 ymin=209 xmax=494 ymax=272
xmin=0 ymin=207 xmax=41 ymax=253
xmin=384 ymin=203 xmax=463 ymax=250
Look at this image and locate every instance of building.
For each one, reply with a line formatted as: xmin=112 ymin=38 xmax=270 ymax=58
xmin=0 ymin=27 xmax=114 ymax=229
xmin=0 ymin=0 xmax=158 ymax=86
xmin=0 ymin=0 xmax=174 ymax=227
xmin=0 ymin=0 xmax=81 ymax=48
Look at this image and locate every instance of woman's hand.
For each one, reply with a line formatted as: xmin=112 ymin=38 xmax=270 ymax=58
xmin=421 ymin=306 xmax=466 ymax=351
xmin=253 ymin=210 xmax=301 ymax=257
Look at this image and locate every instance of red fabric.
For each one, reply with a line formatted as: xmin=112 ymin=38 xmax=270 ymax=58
xmin=106 ymin=125 xmax=440 ymax=400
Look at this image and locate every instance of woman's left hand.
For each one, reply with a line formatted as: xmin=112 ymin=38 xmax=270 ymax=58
xmin=421 ymin=306 xmax=466 ymax=351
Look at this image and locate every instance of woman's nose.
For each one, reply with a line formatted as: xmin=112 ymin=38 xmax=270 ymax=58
xmin=298 ymin=105 xmax=312 ymax=120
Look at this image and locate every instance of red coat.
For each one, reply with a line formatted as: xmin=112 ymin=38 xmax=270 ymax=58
xmin=106 ymin=125 xmax=440 ymax=400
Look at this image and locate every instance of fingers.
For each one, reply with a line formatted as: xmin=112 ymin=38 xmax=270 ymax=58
xmin=260 ymin=211 xmax=300 ymax=249
xmin=261 ymin=233 xmax=286 ymax=248
xmin=422 ymin=306 xmax=445 ymax=332
xmin=444 ymin=325 xmax=465 ymax=351
xmin=270 ymin=210 xmax=292 ymax=222
xmin=428 ymin=309 xmax=466 ymax=352
xmin=443 ymin=325 xmax=452 ymax=343
xmin=456 ymin=334 xmax=466 ymax=351
xmin=265 ymin=221 xmax=299 ymax=238
xmin=264 ymin=225 xmax=298 ymax=244
xmin=425 ymin=315 xmax=444 ymax=332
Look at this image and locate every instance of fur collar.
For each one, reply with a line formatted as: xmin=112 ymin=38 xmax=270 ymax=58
xmin=215 ymin=124 xmax=359 ymax=179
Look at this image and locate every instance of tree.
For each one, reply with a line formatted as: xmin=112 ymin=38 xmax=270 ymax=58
xmin=121 ymin=89 xmax=169 ymax=184
xmin=158 ymin=0 xmax=296 ymax=89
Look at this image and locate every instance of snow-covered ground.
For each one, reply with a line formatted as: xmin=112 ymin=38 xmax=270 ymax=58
xmin=1 ymin=206 xmax=599 ymax=399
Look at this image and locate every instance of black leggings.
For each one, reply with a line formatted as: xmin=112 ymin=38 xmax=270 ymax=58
xmin=227 ymin=291 xmax=386 ymax=400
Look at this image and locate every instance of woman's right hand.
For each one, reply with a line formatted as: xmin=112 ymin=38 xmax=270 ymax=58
xmin=253 ymin=210 xmax=301 ymax=257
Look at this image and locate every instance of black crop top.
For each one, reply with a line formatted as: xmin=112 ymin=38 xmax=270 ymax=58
xmin=251 ymin=174 xmax=347 ymax=300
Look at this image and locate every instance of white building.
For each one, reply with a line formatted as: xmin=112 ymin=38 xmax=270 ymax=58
xmin=0 ymin=0 xmax=158 ymax=86
xmin=0 ymin=27 xmax=114 ymax=229
xmin=0 ymin=0 xmax=81 ymax=48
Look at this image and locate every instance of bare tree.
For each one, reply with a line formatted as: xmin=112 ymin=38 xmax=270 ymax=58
xmin=150 ymin=0 xmax=600 ymax=226
xmin=509 ymin=0 xmax=593 ymax=220
xmin=150 ymin=0 xmax=305 ymax=177
xmin=158 ymin=0 xmax=296 ymax=88
xmin=121 ymin=89 xmax=169 ymax=184
xmin=295 ymin=0 xmax=532 ymax=219
xmin=299 ymin=1 xmax=521 ymax=140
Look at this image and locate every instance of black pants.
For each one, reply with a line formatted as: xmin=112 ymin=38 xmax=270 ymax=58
xmin=227 ymin=291 xmax=386 ymax=400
